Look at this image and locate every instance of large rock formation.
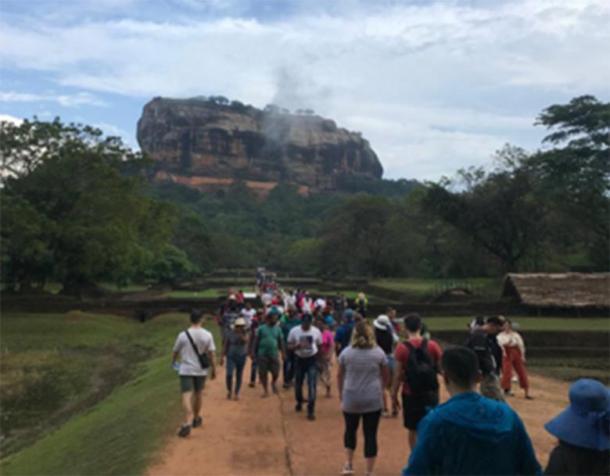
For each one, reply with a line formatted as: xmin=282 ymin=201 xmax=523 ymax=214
xmin=137 ymin=97 xmax=383 ymax=195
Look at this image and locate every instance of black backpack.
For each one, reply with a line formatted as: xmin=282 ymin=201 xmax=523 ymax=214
xmin=404 ymin=340 xmax=439 ymax=394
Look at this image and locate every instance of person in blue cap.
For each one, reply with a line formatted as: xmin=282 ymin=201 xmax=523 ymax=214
xmin=403 ymin=346 xmax=541 ymax=475
xmin=544 ymin=378 xmax=610 ymax=475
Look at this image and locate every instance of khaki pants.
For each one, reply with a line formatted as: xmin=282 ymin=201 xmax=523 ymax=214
xmin=480 ymin=373 xmax=505 ymax=402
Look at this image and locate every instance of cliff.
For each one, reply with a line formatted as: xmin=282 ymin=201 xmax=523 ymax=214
xmin=137 ymin=97 xmax=383 ymax=194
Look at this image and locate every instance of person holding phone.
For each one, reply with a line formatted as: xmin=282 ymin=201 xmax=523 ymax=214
xmin=288 ymin=314 xmax=323 ymax=420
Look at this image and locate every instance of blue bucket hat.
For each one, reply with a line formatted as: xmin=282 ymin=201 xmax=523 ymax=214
xmin=544 ymin=378 xmax=610 ymax=451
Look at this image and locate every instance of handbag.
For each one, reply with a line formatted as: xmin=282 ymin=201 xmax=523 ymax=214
xmin=185 ymin=330 xmax=210 ymax=369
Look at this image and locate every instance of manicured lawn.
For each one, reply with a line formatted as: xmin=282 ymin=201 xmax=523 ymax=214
xmin=371 ymin=277 xmax=501 ymax=297
xmin=165 ymin=288 xmax=226 ymax=298
xmin=422 ymin=316 xmax=610 ymax=331
xmin=0 ymin=311 xmax=221 ymax=475
xmin=164 ymin=287 xmax=255 ymax=299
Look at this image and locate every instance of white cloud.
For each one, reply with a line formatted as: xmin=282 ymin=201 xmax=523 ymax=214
xmin=0 ymin=113 xmax=23 ymax=125
xmin=0 ymin=0 xmax=608 ymax=179
xmin=0 ymin=91 xmax=106 ymax=107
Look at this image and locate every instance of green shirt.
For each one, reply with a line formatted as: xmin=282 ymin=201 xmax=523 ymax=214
xmin=256 ymin=324 xmax=282 ymax=357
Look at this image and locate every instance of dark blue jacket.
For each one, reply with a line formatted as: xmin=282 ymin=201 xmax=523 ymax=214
xmin=403 ymin=392 xmax=542 ymax=475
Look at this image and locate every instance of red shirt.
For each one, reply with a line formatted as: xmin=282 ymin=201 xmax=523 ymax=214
xmin=394 ymin=338 xmax=443 ymax=395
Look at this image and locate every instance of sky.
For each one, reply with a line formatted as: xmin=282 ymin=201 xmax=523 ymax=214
xmin=0 ymin=0 xmax=608 ymax=181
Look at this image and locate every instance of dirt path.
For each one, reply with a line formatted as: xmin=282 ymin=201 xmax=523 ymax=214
xmin=148 ymin=362 xmax=568 ymax=476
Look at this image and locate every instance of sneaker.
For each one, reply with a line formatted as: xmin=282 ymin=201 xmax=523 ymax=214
xmin=295 ymin=402 xmax=302 ymax=412
xmin=340 ymin=463 xmax=354 ymax=475
xmin=177 ymin=424 xmax=191 ymax=438
xmin=307 ymin=413 xmax=316 ymax=421
xmin=192 ymin=416 xmax=202 ymax=428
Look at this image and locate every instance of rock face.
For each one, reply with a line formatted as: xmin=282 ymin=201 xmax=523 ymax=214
xmin=137 ymin=97 xmax=383 ymax=194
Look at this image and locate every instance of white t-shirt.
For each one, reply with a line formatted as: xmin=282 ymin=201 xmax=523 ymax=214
xmin=241 ymin=308 xmax=256 ymax=326
xmin=288 ymin=326 xmax=322 ymax=358
xmin=173 ymin=327 xmax=216 ymax=376
xmin=315 ymin=298 xmax=327 ymax=309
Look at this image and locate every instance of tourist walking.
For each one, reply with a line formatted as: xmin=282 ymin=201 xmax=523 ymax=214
xmin=171 ymin=309 xmax=216 ymax=437
xmin=403 ymin=346 xmax=541 ymax=475
xmin=252 ymin=309 xmax=284 ymax=397
xmin=465 ymin=315 xmax=506 ymax=401
xmin=335 ymin=310 xmax=355 ymax=356
xmin=373 ymin=314 xmax=398 ymax=417
xmin=544 ymin=378 xmax=610 ymax=475
xmin=355 ymin=292 xmax=368 ymax=318
xmin=497 ymin=319 xmax=532 ymax=399
xmin=281 ymin=309 xmax=301 ymax=388
xmin=337 ymin=320 xmax=390 ymax=476
xmin=247 ymin=309 xmax=262 ymax=387
xmin=288 ymin=314 xmax=322 ymax=420
xmin=318 ymin=321 xmax=334 ymax=397
xmin=392 ymin=314 xmax=442 ymax=450
xmin=221 ymin=317 xmax=249 ymax=400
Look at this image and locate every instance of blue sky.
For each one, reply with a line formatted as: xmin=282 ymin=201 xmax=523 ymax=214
xmin=1 ymin=0 xmax=608 ymax=180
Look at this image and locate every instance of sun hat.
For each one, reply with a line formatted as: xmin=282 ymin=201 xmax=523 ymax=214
xmin=544 ymin=378 xmax=610 ymax=451
xmin=234 ymin=317 xmax=247 ymax=327
xmin=374 ymin=314 xmax=392 ymax=330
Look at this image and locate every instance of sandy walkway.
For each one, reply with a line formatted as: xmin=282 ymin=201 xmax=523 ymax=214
xmin=148 ymin=362 xmax=568 ymax=476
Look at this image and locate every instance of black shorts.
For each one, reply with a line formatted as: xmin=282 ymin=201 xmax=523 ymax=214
xmin=402 ymin=392 xmax=438 ymax=430
xmin=180 ymin=375 xmax=206 ymax=393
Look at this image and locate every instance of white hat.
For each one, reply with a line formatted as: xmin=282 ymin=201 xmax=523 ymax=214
xmin=374 ymin=314 xmax=391 ymax=330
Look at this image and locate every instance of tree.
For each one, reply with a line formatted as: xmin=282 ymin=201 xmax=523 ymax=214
xmin=1 ymin=119 xmax=179 ymax=295
xmin=526 ymin=95 xmax=610 ymax=268
xmin=422 ymin=146 xmax=546 ymax=271
xmin=320 ymin=195 xmax=395 ymax=276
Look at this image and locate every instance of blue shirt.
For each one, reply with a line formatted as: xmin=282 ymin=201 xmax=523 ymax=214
xmin=403 ymin=392 xmax=541 ymax=476
xmin=334 ymin=322 xmax=354 ymax=350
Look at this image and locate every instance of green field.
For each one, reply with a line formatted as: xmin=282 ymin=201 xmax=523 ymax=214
xmin=371 ymin=277 xmax=501 ymax=298
xmin=423 ymin=316 xmax=610 ymax=331
xmin=0 ymin=311 xmax=220 ymax=476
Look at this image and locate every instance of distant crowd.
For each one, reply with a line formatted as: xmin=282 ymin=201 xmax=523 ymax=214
xmin=170 ymin=274 xmax=610 ymax=476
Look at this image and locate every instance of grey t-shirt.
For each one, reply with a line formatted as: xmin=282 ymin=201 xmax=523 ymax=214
xmin=339 ymin=345 xmax=387 ymax=413
xmin=173 ymin=327 xmax=216 ymax=376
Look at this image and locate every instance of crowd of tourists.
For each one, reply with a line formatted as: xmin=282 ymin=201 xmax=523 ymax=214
xmin=170 ymin=278 xmax=610 ymax=475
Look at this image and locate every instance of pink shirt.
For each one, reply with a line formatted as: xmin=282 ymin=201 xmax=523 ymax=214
xmin=321 ymin=330 xmax=334 ymax=355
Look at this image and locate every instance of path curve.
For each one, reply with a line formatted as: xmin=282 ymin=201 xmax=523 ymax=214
xmin=148 ymin=362 xmax=568 ymax=476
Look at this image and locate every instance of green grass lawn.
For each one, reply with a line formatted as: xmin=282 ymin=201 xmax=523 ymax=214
xmin=423 ymin=316 xmax=610 ymax=331
xmin=1 ymin=311 xmax=221 ymax=475
xmin=164 ymin=287 xmax=256 ymax=299
xmin=371 ymin=277 xmax=502 ymax=298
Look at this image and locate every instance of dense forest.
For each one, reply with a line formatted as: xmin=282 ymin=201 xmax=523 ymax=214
xmin=1 ymin=95 xmax=608 ymax=295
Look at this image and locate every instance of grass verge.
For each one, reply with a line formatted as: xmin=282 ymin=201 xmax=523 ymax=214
xmin=1 ymin=311 xmax=221 ymax=475
xmin=423 ymin=316 xmax=610 ymax=331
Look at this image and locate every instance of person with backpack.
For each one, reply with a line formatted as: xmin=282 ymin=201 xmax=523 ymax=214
xmin=171 ymin=309 xmax=217 ymax=438
xmin=465 ymin=315 xmax=506 ymax=401
xmin=403 ymin=346 xmax=541 ymax=475
xmin=391 ymin=313 xmax=442 ymax=450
